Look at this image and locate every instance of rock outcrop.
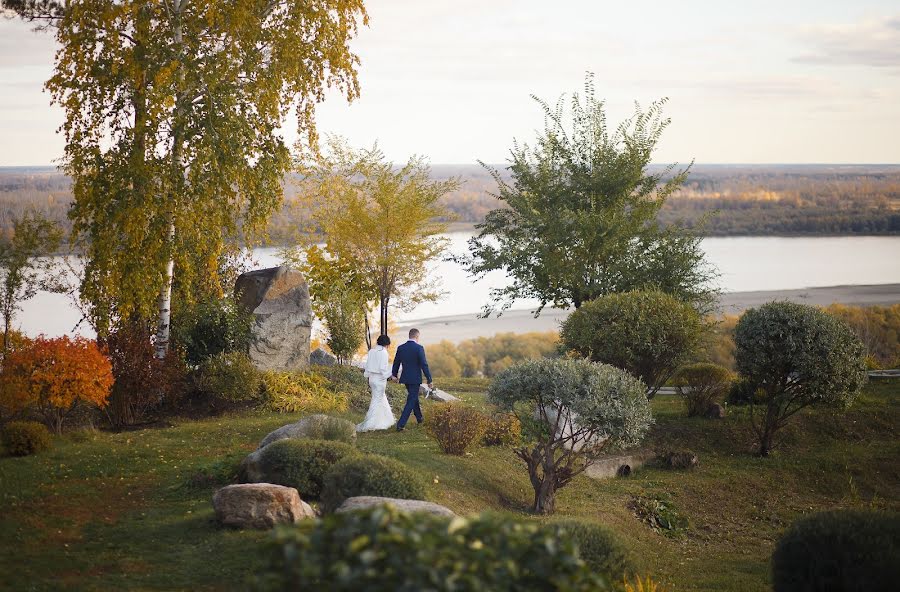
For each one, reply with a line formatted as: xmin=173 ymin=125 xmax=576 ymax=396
xmin=212 ymin=483 xmax=314 ymax=529
xmin=235 ymin=266 xmax=312 ymax=371
xmin=335 ymin=496 xmax=457 ymax=518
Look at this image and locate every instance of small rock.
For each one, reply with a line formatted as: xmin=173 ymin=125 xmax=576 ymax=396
xmin=336 ymin=496 xmax=457 ymax=518
xmin=310 ymin=347 xmax=337 ymax=366
xmin=658 ymin=450 xmax=700 ymax=470
xmin=213 ymin=483 xmax=313 ymax=529
xmin=705 ymin=403 xmax=727 ymax=419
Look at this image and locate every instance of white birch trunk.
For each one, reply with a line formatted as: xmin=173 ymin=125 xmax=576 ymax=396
xmin=155 ymin=0 xmax=187 ymax=359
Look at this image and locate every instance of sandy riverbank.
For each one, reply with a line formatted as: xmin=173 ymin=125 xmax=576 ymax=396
xmin=397 ymin=284 xmax=900 ymax=345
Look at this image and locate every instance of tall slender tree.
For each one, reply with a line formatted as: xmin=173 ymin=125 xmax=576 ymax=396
xmin=4 ymin=0 xmax=368 ymax=357
xmin=294 ymin=138 xmax=459 ymax=337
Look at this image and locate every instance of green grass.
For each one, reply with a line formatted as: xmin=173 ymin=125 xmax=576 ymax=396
xmin=1 ymin=379 xmax=897 ymax=591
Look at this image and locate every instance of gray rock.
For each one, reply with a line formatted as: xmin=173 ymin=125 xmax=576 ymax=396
xmin=258 ymin=414 xmax=357 ymax=449
xmin=310 ymin=347 xmax=337 ymax=366
xmin=658 ymin=450 xmax=700 ymax=470
xmin=235 ymin=266 xmax=312 ymax=372
xmin=239 ymin=446 xmax=268 ymax=482
xmin=705 ymin=402 xmax=727 ymax=419
xmin=335 ymin=496 xmax=457 ymax=518
xmin=212 ymin=483 xmax=314 ymax=529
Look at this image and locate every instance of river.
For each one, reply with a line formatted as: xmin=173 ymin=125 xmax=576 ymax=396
xmin=23 ymin=234 xmax=900 ymax=337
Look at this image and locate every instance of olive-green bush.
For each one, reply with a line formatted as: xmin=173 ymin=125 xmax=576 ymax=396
xmin=560 ymin=290 xmax=705 ymax=398
xmin=1 ymin=420 xmax=52 ymax=456
xmin=426 ymin=404 xmax=488 ymax=455
xmin=258 ymin=439 xmax=359 ymax=499
xmin=256 ymin=506 xmax=610 ymax=591
xmin=321 ymin=454 xmax=425 ymax=512
xmin=552 ymin=520 xmax=635 ymax=580
xmin=195 ymin=351 xmax=262 ymax=405
xmin=672 ymin=362 xmax=735 ymax=417
xmin=771 ymin=509 xmax=900 ymax=592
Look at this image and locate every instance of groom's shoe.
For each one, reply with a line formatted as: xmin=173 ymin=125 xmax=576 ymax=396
xmin=396 ymin=426 xmax=405 ymax=432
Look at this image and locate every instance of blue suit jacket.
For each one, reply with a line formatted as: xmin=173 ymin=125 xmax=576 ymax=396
xmin=392 ymin=340 xmax=432 ymax=385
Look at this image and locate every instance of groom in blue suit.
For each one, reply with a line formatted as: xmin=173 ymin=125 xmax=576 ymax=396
xmin=391 ymin=328 xmax=433 ymax=431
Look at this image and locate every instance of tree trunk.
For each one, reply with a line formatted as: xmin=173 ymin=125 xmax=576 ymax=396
xmin=533 ymin=476 xmax=557 ymax=514
xmin=379 ymin=295 xmax=389 ymax=337
xmin=155 ymin=2 xmax=184 ymax=359
xmin=757 ymin=404 xmax=779 ymax=457
xmin=363 ymin=310 xmax=372 ymax=350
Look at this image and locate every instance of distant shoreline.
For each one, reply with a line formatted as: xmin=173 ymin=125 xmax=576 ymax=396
xmin=397 ymin=283 xmax=900 ymax=345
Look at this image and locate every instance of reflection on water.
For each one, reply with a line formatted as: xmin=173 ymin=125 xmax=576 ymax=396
xmin=28 ymin=234 xmax=900 ymax=337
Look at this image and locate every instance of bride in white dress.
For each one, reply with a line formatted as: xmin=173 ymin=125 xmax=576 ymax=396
xmin=357 ymin=334 xmax=396 ymax=431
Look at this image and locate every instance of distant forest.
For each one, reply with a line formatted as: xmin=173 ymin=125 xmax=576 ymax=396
xmin=1 ymin=164 xmax=898 ymax=245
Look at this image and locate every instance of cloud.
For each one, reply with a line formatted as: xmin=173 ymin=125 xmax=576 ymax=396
xmin=794 ymin=14 xmax=900 ymax=71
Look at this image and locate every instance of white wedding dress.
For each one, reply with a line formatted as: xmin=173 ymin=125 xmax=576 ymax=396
xmin=357 ymin=345 xmax=395 ymax=432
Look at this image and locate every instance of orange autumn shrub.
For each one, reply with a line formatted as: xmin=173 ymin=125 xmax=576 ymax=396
xmin=0 ymin=336 xmax=113 ymax=433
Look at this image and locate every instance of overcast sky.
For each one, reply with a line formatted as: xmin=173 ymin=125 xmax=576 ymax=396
xmin=1 ymin=0 xmax=899 ymax=166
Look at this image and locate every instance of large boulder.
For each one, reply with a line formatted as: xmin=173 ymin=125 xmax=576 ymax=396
xmin=235 ymin=266 xmax=312 ymax=372
xmin=258 ymin=414 xmax=357 ymax=449
xmin=212 ymin=483 xmax=315 ymax=529
xmin=335 ymin=496 xmax=457 ymax=518
xmin=239 ymin=446 xmax=268 ymax=483
xmin=310 ymin=347 xmax=337 ymax=366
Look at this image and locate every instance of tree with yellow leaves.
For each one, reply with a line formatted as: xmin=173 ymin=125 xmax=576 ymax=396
xmin=294 ymin=138 xmax=459 ymax=337
xmin=4 ymin=0 xmax=368 ymax=358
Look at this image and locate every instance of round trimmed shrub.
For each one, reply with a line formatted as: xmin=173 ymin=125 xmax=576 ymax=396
xmin=560 ymin=290 xmax=705 ymax=397
xmin=673 ymin=362 xmax=735 ymax=417
xmin=257 ymin=506 xmax=609 ymax=591
xmin=295 ymin=414 xmax=357 ymax=445
xmin=258 ymin=439 xmax=359 ymax=499
xmin=552 ymin=520 xmax=635 ymax=580
xmin=322 ymin=454 xmax=425 ymax=512
xmin=2 ymin=421 xmax=52 ymax=456
xmin=771 ymin=509 xmax=900 ymax=591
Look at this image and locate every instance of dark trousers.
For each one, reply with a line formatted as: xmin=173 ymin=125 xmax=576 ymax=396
xmin=397 ymin=383 xmax=423 ymax=429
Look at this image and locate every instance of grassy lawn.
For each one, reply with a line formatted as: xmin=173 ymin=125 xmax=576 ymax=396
xmin=1 ymin=379 xmax=897 ymax=591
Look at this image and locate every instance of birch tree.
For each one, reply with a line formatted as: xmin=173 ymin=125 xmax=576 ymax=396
xmin=4 ymin=0 xmax=368 ymax=357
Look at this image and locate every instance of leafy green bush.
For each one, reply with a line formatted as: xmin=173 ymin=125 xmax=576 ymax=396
xmin=726 ymin=377 xmax=764 ymax=406
xmin=552 ymin=520 xmax=635 ymax=580
xmin=482 ymin=412 xmax=521 ymax=446
xmin=257 ymin=506 xmax=610 ymax=591
xmin=186 ymin=451 xmax=246 ymax=489
xmin=771 ymin=509 xmax=900 ymax=592
xmin=172 ymin=296 xmax=253 ymax=366
xmin=734 ymin=301 xmax=867 ymax=456
xmin=560 ymin=290 xmax=705 ymax=397
xmin=426 ymin=404 xmax=488 ymax=455
xmin=296 ymin=415 xmax=357 ymax=445
xmin=672 ymin=362 xmax=735 ymax=417
xmin=196 ymin=351 xmax=262 ymax=405
xmin=258 ymin=439 xmax=359 ymax=499
xmin=263 ymin=371 xmax=349 ymax=414
xmin=1 ymin=420 xmax=52 ymax=456
xmin=321 ymin=454 xmax=425 ymax=512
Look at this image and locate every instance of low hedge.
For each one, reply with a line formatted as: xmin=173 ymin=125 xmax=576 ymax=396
xmin=258 ymin=439 xmax=359 ymax=499
xmin=771 ymin=509 xmax=900 ymax=591
xmin=256 ymin=506 xmax=610 ymax=591
xmin=321 ymin=454 xmax=425 ymax=512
